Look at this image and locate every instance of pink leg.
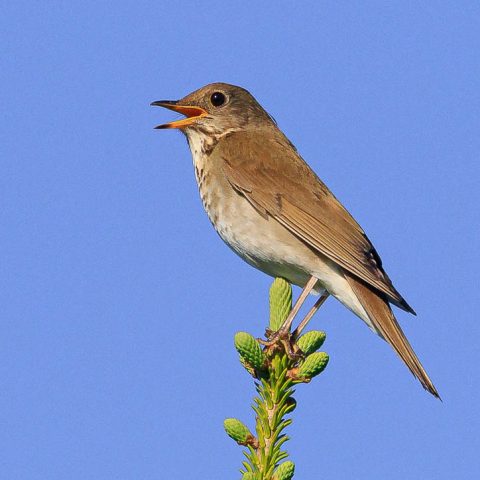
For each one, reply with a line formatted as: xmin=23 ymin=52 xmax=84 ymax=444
xmin=293 ymin=291 xmax=330 ymax=338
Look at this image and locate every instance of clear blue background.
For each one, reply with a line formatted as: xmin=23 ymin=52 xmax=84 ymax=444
xmin=1 ymin=2 xmax=479 ymax=478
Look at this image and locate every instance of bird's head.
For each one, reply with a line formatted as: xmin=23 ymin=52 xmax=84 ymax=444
xmin=151 ymin=82 xmax=275 ymax=136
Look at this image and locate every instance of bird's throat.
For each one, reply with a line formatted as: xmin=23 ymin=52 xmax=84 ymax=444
xmin=184 ymin=128 xmax=216 ymax=196
xmin=185 ymin=127 xmax=217 ymax=160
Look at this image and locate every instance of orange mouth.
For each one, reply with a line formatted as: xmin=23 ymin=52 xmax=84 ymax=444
xmin=151 ymin=101 xmax=208 ymax=129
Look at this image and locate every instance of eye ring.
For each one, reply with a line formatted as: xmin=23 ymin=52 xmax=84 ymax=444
xmin=210 ymin=91 xmax=226 ymax=107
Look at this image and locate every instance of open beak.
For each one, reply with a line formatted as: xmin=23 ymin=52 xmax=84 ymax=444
xmin=151 ymin=100 xmax=208 ymax=129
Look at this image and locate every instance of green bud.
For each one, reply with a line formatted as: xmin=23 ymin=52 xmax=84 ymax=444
xmin=269 ymin=278 xmax=292 ymax=331
xmin=298 ymin=352 xmax=329 ymax=379
xmin=296 ymin=330 xmax=326 ymax=356
xmin=224 ymin=418 xmax=252 ymax=444
xmin=274 ymin=460 xmax=295 ymax=480
xmin=242 ymin=473 xmax=256 ymax=480
xmin=238 ymin=354 xmax=256 ymax=377
xmin=234 ymin=332 xmax=265 ymax=371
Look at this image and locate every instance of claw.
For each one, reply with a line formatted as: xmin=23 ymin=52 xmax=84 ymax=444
xmin=258 ymin=329 xmax=304 ymax=361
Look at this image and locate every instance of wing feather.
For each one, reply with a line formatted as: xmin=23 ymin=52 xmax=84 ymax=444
xmin=218 ymin=130 xmax=414 ymax=313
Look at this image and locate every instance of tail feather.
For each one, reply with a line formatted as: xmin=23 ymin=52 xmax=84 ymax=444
xmin=344 ymin=272 xmax=440 ymax=399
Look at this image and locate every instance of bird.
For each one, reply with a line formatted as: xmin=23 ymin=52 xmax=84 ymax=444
xmin=151 ymin=82 xmax=439 ymax=398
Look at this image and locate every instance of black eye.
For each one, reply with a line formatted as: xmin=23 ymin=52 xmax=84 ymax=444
xmin=210 ymin=92 xmax=226 ymax=107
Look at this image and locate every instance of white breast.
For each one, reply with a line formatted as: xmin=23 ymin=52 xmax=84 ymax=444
xmin=184 ymin=128 xmax=374 ymax=333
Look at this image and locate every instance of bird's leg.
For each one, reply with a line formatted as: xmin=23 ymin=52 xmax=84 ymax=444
xmin=259 ymin=276 xmax=318 ymax=355
xmin=292 ymin=291 xmax=330 ymax=339
xmin=277 ymin=275 xmax=319 ymax=334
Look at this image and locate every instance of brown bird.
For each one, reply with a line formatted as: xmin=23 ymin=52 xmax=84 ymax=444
xmin=151 ymin=82 xmax=439 ymax=398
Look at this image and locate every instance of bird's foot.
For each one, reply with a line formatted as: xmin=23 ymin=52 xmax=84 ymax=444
xmin=258 ymin=328 xmax=303 ymax=361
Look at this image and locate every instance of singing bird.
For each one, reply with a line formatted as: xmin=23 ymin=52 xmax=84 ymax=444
xmin=152 ymin=83 xmax=439 ymax=398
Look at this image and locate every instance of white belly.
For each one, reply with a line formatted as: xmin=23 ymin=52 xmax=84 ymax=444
xmin=186 ymin=128 xmax=373 ymax=330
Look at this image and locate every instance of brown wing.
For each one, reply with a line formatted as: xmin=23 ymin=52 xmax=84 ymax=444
xmin=218 ymin=129 xmax=414 ymax=313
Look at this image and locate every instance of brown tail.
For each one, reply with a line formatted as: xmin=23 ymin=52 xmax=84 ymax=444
xmin=345 ymin=272 xmax=440 ymax=399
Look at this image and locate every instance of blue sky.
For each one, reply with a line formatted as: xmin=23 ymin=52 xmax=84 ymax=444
xmin=1 ymin=1 xmax=479 ymax=478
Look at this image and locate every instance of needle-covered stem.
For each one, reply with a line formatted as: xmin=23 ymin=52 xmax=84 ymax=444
xmin=225 ymin=278 xmax=329 ymax=480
